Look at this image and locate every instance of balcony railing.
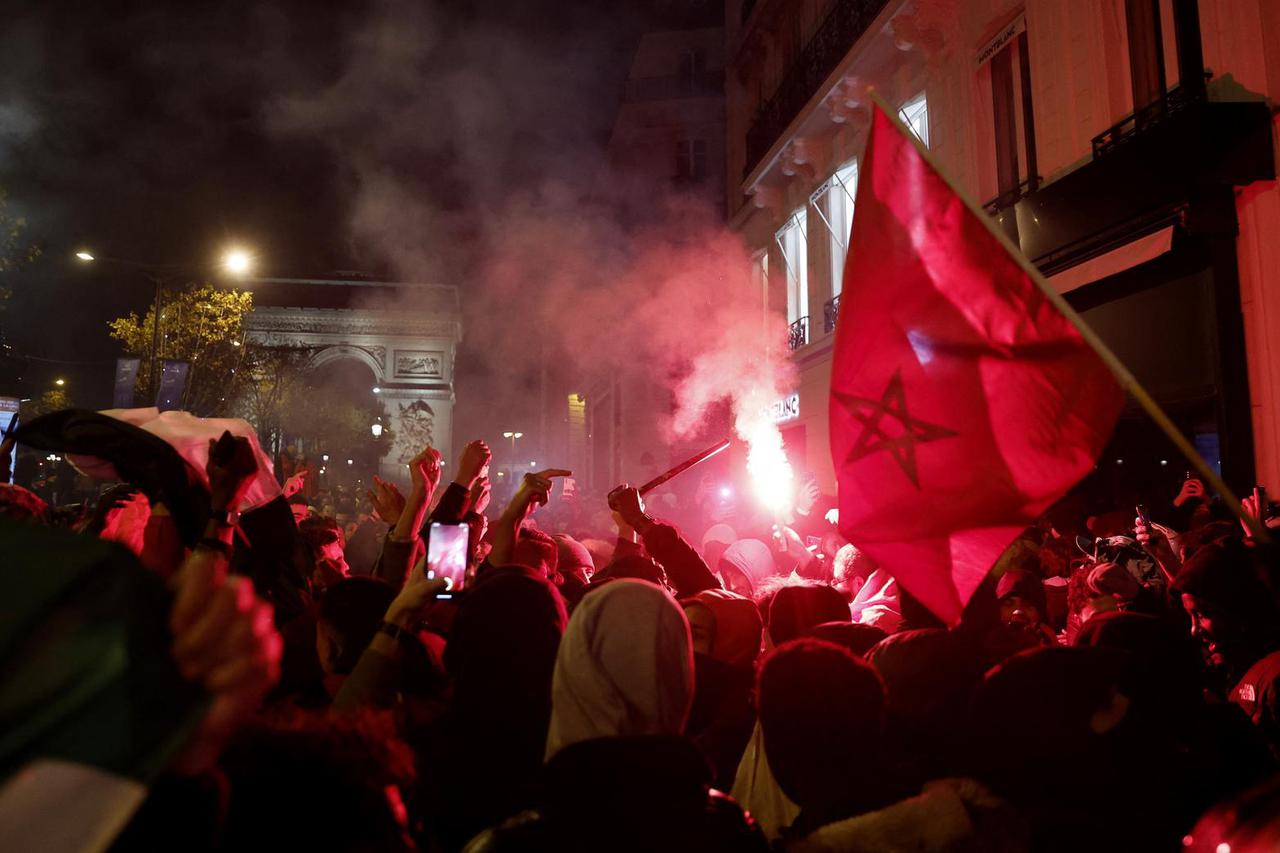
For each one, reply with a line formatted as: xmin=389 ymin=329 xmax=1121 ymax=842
xmin=745 ymin=0 xmax=891 ymax=176
xmin=625 ymin=71 xmax=723 ymax=103
xmin=823 ymin=294 xmax=841 ymax=333
xmin=788 ymin=316 xmax=809 ymax=351
xmin=1091 ymin=83 xmax=1205 ymax=158
xmin=981 ymin=175 xmax=1041 ymax=216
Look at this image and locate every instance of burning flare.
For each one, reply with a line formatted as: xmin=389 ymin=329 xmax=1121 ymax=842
xmin=736 ymin=397 xmax=794 ymax=515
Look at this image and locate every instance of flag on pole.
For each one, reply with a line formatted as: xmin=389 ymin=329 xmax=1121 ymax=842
xmin=829 ymin=103 xmax=1124 ymax=625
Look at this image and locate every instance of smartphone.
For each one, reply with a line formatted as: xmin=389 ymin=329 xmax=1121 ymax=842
xmin=1135 ymin=504 xmax=1149 ymax=528
xmin=426 ymin=522 xmax=470 ymax=591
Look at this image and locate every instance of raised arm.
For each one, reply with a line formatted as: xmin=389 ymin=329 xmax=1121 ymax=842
xmin=608 ymin=485 xmax=720 ymax=597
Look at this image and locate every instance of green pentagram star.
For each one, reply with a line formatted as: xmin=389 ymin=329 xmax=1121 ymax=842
xmin=834 ymin=369 xmax=958 ymax=488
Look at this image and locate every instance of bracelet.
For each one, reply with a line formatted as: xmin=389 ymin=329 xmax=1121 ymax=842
xmin=378 ymin=620 xmax=410 ymax=642
xmin=196 ymin=537 xmax=233 ymax=558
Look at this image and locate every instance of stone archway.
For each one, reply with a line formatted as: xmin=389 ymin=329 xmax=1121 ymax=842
xmin=244 ymin=297 xmax=461 ymax=484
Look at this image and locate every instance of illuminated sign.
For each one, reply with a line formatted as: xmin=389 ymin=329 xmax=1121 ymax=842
xmin=770 ymin=393 xmax=800 ymax=423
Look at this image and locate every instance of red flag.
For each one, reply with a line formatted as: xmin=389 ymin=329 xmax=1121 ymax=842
xmin=830 ymin=104 xmax=1123 ymax=625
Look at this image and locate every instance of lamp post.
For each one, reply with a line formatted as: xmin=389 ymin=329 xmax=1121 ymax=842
xmin=75 ymin=246 xmax=256 ymax=400
xmin=502 ymin=431 xmax=523 ymax=454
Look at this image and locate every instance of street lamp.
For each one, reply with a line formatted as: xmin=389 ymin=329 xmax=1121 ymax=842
xmin=222 ymin=248 xmax=252 ymax=276
xmin=371 ymin=422 xmax=383 ymax=438
xmin=54 ymin=378 xmax=65 ymax=387
xmin=75 ymin=244 xmax=258 ymax=400
xmin=502 ymin=430 xmax=524 ymax=454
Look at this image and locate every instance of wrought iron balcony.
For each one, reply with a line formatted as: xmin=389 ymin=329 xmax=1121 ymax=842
xmin=823 ymin=294 xmax=841 ymax=333
xmin=981 ymin=175 xmax=1041 ymax=216
xmin=788 ymin=316 xmax=809 ymax=351
xmin=1091 ymin=83 xmax=1205 ymax=158
xmin=745 ymin=0 xmax=891 ymax=176
xmin=625 ymin=71 xmax=723 ymax=102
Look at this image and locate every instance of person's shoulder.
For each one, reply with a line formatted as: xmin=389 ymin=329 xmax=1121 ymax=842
xmin=1234 ymin=649 xmax=1280 ymax=711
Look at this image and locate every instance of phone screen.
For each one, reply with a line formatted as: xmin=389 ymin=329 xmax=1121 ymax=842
xmin=427 ymin=522 xmax=470 ymax=590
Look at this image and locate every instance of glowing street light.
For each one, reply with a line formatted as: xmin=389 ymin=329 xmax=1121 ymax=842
xmin=75 ymin=251 xmax=95 ymax=262
xmin=322 ymin=454 xmax=330 ymax=462
xmin=347 ymin=459 xmax=354 ymax=466
xmin=502 ymin=430 xmax=524 ymax=455
xmin=222 ymin=248 xmax=252 ymax=276
xmin=54 ymin=378 xmax=66 ymax=387
xmin=371 ymin=422 xmax=383 ymax=438
xmin=372 ymin=386 xmax=381 ymax=394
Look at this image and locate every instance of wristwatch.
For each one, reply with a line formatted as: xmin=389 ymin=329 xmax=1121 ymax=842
xmin=378 ymin=621 xmax=411 ymax=643
xmin=210 ymin=506 xmax=242 ymax=528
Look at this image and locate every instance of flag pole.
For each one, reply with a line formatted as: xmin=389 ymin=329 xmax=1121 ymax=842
xmin=866 ymin=92 xmax=1267 ymax=542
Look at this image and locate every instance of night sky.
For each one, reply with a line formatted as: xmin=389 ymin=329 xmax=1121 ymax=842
xmin=0 ymin=0 xmax=652 ymax=405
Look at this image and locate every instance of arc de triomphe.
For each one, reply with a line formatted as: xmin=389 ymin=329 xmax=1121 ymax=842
xmin=243 ymin=279 xmax=461 ymax=484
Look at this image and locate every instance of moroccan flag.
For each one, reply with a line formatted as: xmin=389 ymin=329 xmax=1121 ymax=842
xmin=830 ymin=104 xmax=1123 ymax=625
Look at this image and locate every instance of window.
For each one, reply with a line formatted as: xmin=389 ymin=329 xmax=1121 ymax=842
xmin=809 ymin=159 xmax=858 ymax=298
xmin=898 ymin=92 xmax=929 ymax=147
xmin=678 ymin=47 xmax=706 ymax=92
xmin=675 ymin=139 xmax=707 ymax=181
xmin=1125 ymin=0 xmax=1166 ymax=111
xmin=978 ymin=15 xmax=1038 ymax=207
xmin=775 ymin=208 xmax=808 ymax=327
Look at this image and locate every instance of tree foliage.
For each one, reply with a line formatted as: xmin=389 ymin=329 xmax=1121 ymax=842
xmin=108 ymin=284 xmax=253 ymax=416
xmin=0 ymin=186 xmax=43 ymax=320
xmin=24 ymin=389 xmax=74 ymax=418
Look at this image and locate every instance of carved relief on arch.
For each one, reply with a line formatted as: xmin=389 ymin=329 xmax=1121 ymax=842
xmin=306 ymin=344 xmax=386 ymax=382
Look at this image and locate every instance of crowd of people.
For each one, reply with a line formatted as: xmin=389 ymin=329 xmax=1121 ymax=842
xmin=4 ymin=420 xmax=1280 ymax=852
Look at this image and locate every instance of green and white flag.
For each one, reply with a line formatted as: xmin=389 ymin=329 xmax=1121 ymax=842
xmin=0 ymin=520 xmax=207 ymax=852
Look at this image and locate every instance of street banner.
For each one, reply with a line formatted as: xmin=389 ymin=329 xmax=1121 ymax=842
xmin=112 ymin=358 xmax=140 ymax=410
xmin=154 ymin=360 xmax=189 ymax=413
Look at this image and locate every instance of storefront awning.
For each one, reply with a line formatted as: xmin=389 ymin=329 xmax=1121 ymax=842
xmin=1046 ymin=226 xmax=1174 ymax=295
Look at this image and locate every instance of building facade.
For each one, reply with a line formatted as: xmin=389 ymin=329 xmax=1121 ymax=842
xmin=569 ymin=4 xmax=728 ymax=491
xmin=727 ymin=0 xmax=1279 ymax=504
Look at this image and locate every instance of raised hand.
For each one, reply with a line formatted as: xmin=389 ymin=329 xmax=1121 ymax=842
xmin=1173 ymin=477 xmax=1206 ymax=508
xmin=454 ymin=440 xmax=492 ymax=490
xmin=408 ymin=446 xmax=443 ymax=496
xmin=505 ymin=468 xmax=572 ymax=519
xmin=169 ymin=540 xmax=281 ymax=774
xmin=795 ymin=479 xmax=820 ymax=516
xmin=384 ymin=555 xmax=452 ymax=627
xmin=1135 ymin=515 xmax=1181 ymax=584
xmin=206 ymin=432 xmax=258 ymax=512
xmin=469 ymin=475 xmax=491 ymax=516
xmin=491 ymin=468 xmax=571 ymax=566
xmin=282 ymin=470 xmax=308 ymax=500
xmin=367 ymin=475 xmax=406 ymax=525
xmin=396 ymin=447 xmax=443 ymax=542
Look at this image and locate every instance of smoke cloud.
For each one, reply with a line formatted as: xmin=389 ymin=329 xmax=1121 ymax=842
xmin=266 ymin=0 xmax=795 ymax=470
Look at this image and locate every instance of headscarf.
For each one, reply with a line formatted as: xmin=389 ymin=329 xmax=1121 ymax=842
xmin=545 ymin=579 xmax=693 ymax=759
xmin=701 ymin=524 xmax=737 ymax=552
xmin=689 ymin=588 xmax=763 ymax=667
